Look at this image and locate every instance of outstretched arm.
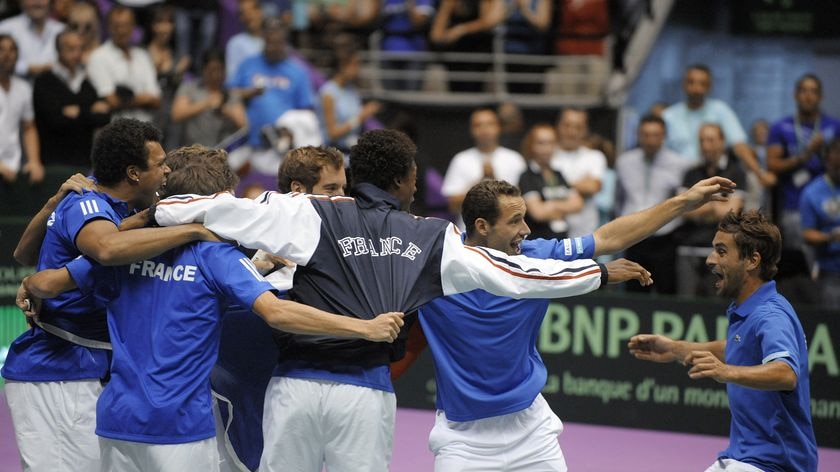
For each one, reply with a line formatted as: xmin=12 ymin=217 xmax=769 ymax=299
xmin=593 ymin=176 xmax=736 ymax=256
xmin=252 ymin=292 xmax=404 ymax=342
xmin=14 ymin=174 xmax=95 ymax=265
xmin=440 ymin=225 xmax=652 ymax=298
xmin=629 ymin=334 xmax=725 ymax=363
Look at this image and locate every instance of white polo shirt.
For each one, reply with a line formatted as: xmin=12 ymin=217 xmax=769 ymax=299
xmin=0 ymin=76 xmax=33 ymax=173
xmin=441 ymin=146 xmax=526 ymax=197
xmin=87 ymin=40 xmax=160 ymax=122
xmin=0 ymin=14 xmax=65 ymax=76
xmin=550 ymin=146 xmax=607 ymax=237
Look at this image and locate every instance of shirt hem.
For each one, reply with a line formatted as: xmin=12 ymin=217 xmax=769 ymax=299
xmin=96 ymin=428 xmax=215 ymax=445
xmin=273 ymin=371 xmax=394 ymax=393
xmin=439 ymin=397 xmax=536 ymax=422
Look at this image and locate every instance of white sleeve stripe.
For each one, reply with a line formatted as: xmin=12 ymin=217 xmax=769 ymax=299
xmin=762 ymin=351 xmax=791 ymax=364
xmin=79 ymin=200 xmax=100 ymax=216
xmin=239 ymin=257 xmax=265 ymax=281
xmin=466 ymin=246 xmax=601 ymax=281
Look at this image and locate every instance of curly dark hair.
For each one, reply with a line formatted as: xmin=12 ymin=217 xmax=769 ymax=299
xmin=717 ymin=210 xmax=782 ymax=281
xmin=91 ymin=119 xmax=162 ymax=186
xmin=462 ymin=180 xmax=521 ymax=235
xmin=349 ymin=129 xmax=416 ymax=191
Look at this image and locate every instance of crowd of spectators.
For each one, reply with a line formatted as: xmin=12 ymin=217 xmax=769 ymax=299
xmin=438 ymin=68 xmax=839 ymax=307
xmin=0 ymin=0 xmax=616 ymax=189
xmin=1 ymin=1 xmax=837 ymax=308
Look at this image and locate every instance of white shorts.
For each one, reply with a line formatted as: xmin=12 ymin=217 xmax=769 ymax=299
xmin=429 ymin=394 xmax=567 ymax=472
xmin=258 ymin=376 xmax=396 ymax=472
xmin=213 ymin=393 xmax=249 ymax=472
xmin=704 ymin=458 xmax=766 ymax=472
xmin=99 ymin=436 xmax=219 ymax=472
xmin=5 ymin=380 xmax=102 ymax=472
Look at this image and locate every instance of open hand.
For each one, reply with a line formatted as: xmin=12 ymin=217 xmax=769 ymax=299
xmin=628 ymin=334 xmax=678 ymax=363
xmin=682 ymin=176 xmax=736 ymax=210
xmin=604 ymin=258 xmax=652 ymax=286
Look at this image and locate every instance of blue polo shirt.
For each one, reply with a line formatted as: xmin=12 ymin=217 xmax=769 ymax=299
xmin=67 ymin=242 xmax=274 ymax=444
xmin=382 ymin=0 xmax=435 ymax=52
xmin=1 ymin=189 xmax=127 ymax=382
xmin=799 ymin=175 xmax=840 ymax=274
xmin=767 ymin=114 xmax=840 ymax=210
xmin=663 ymin=99 xmax=748 ymax=163
xmin=721 ymin=281 xmax=817 ymax=472
xmin=419 ymin=235 xmax=595 ymax=421
xmin=227 ymin=54 xmax=315 ymax=147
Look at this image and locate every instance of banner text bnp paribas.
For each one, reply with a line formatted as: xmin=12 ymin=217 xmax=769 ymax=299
xmin=394 ymin=293 xmax=839 ymax=449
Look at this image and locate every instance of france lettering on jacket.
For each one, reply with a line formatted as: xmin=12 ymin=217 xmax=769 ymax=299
xmin=128 ymin=260 xmax=198 ymax=282
xmin=336 ymin=236 xmax=423 ymax=260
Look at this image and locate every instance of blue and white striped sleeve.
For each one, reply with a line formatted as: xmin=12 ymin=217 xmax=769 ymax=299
xmin=756 ymin=309 xmax=801 ymax=374
xmin=439 ymin=224 xmax=604 ymax=298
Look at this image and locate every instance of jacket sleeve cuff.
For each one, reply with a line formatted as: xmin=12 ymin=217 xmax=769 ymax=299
xmin=598 ymin=262 xmax=609 ymax=288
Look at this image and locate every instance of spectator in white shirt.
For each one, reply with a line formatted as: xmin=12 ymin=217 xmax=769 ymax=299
xmin=551 ymin=108 xmax=607 ymax=237
xmin=0 ymin=0 xmax=65 ymax=78
xmin=441 ymin=106 xmax=526 ymax=216
xmin=87 ymin=6 xmax=160 ymax=123
xmin=0 ymin=34 xmax=42 ymax=184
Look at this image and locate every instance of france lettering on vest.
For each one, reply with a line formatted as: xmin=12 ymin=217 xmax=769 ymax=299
xmin=128 ymin=260 xmax=198 ymax=282
xmin=336 ymin=236 xmax=423 ymax=261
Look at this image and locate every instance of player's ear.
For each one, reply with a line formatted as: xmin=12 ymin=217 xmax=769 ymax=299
xmin=392 ymin=175 xmax=404 ymax=191
xmin=474 ymin=218 xmax=490 ymax=237
xmin=126 ymin=165 xmax=142 ymax=184
xmin=290 ymin=180 xmax=306 ymax=193
xmin=745 ymin=250 xmax=761 ymax=273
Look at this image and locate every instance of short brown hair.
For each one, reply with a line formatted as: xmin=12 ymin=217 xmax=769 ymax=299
xmin=278 ymin=146 xmax=344 ymax=193
xmin=462 ymin=180 xmax=521 ymax=235
xmin=520 ymin=123 xmax=556 ymax=159
xmin=700 ymin=122 xmax=725 ymax=141
xmin=163 ymin=145 xmax=238 ymax=196
xmin=717 ymin=210 xmax=782 ymax=281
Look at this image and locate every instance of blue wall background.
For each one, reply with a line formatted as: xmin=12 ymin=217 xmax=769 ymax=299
xmin=625 ymin=1 xmax=840 ymax=138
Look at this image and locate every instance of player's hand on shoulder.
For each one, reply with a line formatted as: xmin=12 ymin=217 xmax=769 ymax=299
xmin=58 ymin=173 xmax=95 ymax=198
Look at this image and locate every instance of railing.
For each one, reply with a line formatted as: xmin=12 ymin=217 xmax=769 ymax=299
xmin=296 ymin=30 xmax=614 ymax=109
xmin=291 ymin=2 xmax=673 ymax=109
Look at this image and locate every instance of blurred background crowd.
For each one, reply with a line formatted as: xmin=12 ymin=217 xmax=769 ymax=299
xmin=0 ymin=0 xmax=838 ymax=309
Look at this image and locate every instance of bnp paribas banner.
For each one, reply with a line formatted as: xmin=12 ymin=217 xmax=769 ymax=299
xmin=394 ymin=293 xmax=839 ymax=449
xmin=2 ymin=214 xmax=838 ymax=448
